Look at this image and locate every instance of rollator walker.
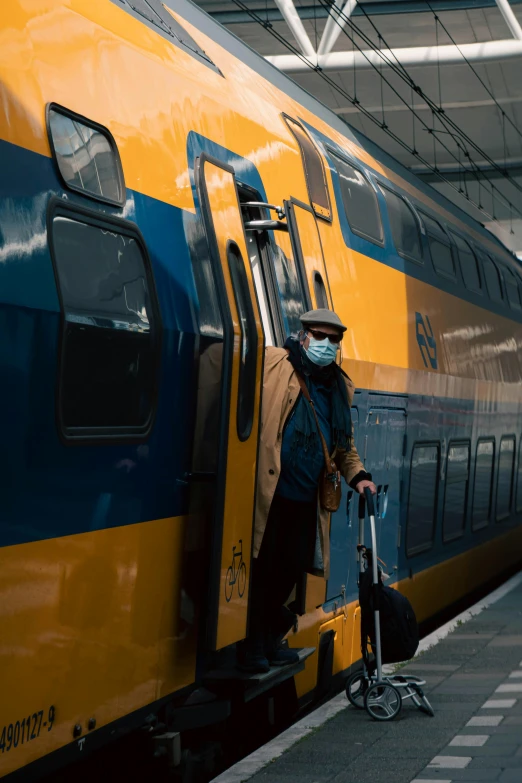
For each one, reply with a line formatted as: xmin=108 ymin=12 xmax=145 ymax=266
xmin=345 ymin=488 xmax=435 ymax=721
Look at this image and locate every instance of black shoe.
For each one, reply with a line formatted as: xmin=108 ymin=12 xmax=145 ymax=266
xmin=237 ymin=639 xmax=270 ymax=674
xmin=266 ymin=637 xmax=300 ymax=667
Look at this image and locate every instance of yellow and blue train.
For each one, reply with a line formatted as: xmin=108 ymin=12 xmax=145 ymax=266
xmin=1 ymin=0 xmax=522 ymax=779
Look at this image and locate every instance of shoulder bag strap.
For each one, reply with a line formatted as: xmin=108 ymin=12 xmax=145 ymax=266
xmin=295 ymin=372 xmax=334 ymax=473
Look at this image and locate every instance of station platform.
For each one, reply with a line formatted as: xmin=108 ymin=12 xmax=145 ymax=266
xmin=212 ymin=573 xmax=522 ymax=783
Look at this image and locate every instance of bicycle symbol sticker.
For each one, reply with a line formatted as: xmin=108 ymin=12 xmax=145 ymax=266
xmin=225 ymin=540 xmax=247 ymax=602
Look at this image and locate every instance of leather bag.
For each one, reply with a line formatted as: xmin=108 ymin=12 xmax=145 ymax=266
xmin=295 ymin=373 xmax=341 ymax=513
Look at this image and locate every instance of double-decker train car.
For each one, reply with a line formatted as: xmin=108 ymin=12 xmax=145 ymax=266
xmin=1 ymin=0 xmax=522 ymax=779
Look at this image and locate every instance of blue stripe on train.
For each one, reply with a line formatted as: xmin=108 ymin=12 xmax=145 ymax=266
xmin=0 ymin=140 xmax=200 ymax=548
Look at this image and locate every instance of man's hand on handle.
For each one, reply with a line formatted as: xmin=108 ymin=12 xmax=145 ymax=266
xmin=355 ymin=479 xmax=377 ymax=495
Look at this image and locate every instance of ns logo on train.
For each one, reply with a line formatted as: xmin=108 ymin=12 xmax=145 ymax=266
xmin=415 ymin=312 xmax=438 ymax=370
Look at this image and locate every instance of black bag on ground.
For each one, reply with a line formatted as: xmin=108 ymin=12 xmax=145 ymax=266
xmin=359 ymin=552 xmax=419 ymax=665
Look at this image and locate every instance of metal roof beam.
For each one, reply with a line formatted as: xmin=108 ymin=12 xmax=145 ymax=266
xmin=266 ymin=39 xmax=522 ymax=70
xmin=495 ymin=0 xmax=522 ymax=39
xmin=334 ymin=95 xmax=522 ymax=114
xmin=318 ymin=0 xmax=358 ymax=56
xmin=412 ymin=158 xmax=522 ymax=182
xmin=272 ymin=0 xmax=315 ymax=57
xmin=210 ymin=0 xmax=522 ymax=25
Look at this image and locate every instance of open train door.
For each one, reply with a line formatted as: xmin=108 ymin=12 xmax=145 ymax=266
xmin=195 ymin=154 xmax=264 ymax=652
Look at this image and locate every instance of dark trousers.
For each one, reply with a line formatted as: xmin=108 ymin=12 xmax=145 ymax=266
xmin=249 ymin=494 xmax=317 ymax=641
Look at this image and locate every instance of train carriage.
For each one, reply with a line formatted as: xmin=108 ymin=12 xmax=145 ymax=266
xmin=1 ymin=0 xmax=522 ymax=778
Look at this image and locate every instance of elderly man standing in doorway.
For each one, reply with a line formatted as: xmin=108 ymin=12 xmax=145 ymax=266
xmin=238 ymin=309 xmax=377 ymax=673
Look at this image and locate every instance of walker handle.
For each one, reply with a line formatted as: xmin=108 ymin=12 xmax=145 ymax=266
xmin=364 ymin=486 xmax=375 ymax=518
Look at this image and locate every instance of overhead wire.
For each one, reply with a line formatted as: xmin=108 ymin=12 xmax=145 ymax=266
xmin=316 ymin=0 xmax=522 ymax=218
xmin=229 ymin=0 xmax=522 ymax=227
xmin=424 ymin=0 xmax=522 ymax=153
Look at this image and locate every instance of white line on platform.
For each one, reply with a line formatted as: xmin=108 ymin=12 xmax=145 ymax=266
xmin=449 ymin=734 xmax=489 ymax=747
xmin=482 ymin=698 xmax=516 ymax=708
xmin=467 ymin=715 xmax=503 ymax=726
xmin=428 ymin=756 xmax=471 ymax=769
xmin=496 ymin=683 xmax=522 ymax=692
xmin=509 ymin=671 xmax=522 ymax=678
xmin=210 ymin=570 xmax=522 ymax=783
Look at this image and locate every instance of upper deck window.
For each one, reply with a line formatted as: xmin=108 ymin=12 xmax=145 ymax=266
xmin=422 ymin=214 xmax=454 ymax=279
xmin=111 ymin=0 xmax=218 ymax=71
xmin=482 ymin=254 xmax=504 ymax=303
xmin=284 ymin=117 xmax=331 ymax=221
xmin=331 ymin=153 xmax=383 ymax=245
xmin=501 ymin=266 xmax=522 ymax=311
xmin=380 ymin=186 xmax=422 ymax=263
xmin=450 ymin=233 xmax=481 ymax=293
xmin=48 ymin=105 xmax=124 ymax=206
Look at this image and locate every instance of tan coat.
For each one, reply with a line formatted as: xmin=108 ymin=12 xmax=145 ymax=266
xmin=254 ymin=347 xmax=366 ymax=579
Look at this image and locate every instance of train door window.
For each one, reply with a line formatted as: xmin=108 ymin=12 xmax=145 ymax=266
xmin=313 ymin=272 xmax=328 ymax=309
xmin=49 ymin=204 xmax=160 ymax=438
xmin=516 ymin=438 xmax=522 ymax=513
xmin=482 ymin=254 xmax=503 ymax=303
xmin=421 ymin=213 xmax=455 ymax=278
xmin=330 ymin=153 xmax=383 ymax=245
xmin=240 ymin=199 xmax=279 ymax=346
xmin=472 ymin=439 xmax=495 ymax=531
xmin=47 ymin=105 xmax=124 ymax=206
xmin=227 ymin=242 xmax=258 ymax=440
xmin=284 ymin=116 xmax=331 ymax=220
xmin=443 ymin=442 xmax=470 ymax=542
xmin=451 ymin=233 xmax=482 ymax=293
xmin=496 ymin=436 xmax=515 ymax=521
xmin=502 ymin=267 xmax=522 ymax=311
xmin=406 ymin=443 xmax=439 ymax=556
xmin=380 ymin=186 xmax=423 ymax=263
xmin=270 ymin=239 xmax=308 ymax=336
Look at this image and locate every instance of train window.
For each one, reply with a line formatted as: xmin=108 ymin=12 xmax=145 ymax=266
xmin=502 ymin=267 xmax=522 ymax=311
xmin=284 ymin=116 xmax=331 ymax=221
xmin=443 ymin=442 xmax=470 ymax=542
xmin=472 ymin=439 xmax=495 ymax=531
xmin=314 ymin=272 xmax=329 ymax=309
xmin=228 ymin=242 xmax=258 ymax=441
xmin=451 ymin=234 xmax=482 ymax=293
xmin=380 ymin=186 xmax=422 ymax=263
xmin=496 ymin=436 xmax=515 ymax=521
xmin=111 ymin=0 xmax=218 ymax=70
xmin=482 ymin=254 xmax=504 ymax=303
xmin=406 ymin=443 xmax=439 ymax=556
xmin=330 ymin=153 xmax=383 ymax=245
xmin=49 ymin=203 xmax=161 ymax=439
xmin=270 ymin=242 xmax=308 ymax=336
xmin=517 ymin=439 xmax=522 ymax=513
xmin=422 ymin=214 xmax=455 ymax=278
xmin=47 ymin=105 xmax=124 ymax=206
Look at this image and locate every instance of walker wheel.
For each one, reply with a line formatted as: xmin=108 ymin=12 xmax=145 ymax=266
xmin=345 ymin=670 xmax=368 ymax=709
xmin=364 ymin=681 xmax=402 ymax=721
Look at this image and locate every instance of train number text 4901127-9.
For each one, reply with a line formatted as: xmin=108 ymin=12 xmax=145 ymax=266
xmin=0 ymin=707 xmax=55 ymax=753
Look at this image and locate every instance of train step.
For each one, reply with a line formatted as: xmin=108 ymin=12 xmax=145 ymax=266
xmin=203 ymin=647 xmax=316 ymax=702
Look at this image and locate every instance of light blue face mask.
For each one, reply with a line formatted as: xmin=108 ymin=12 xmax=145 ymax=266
xmin=304 ymin=335 xmax=339 ymax=366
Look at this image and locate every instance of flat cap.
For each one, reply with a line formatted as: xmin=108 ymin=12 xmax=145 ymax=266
xmin=300 ymin=309 xmax=347 ymax=333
